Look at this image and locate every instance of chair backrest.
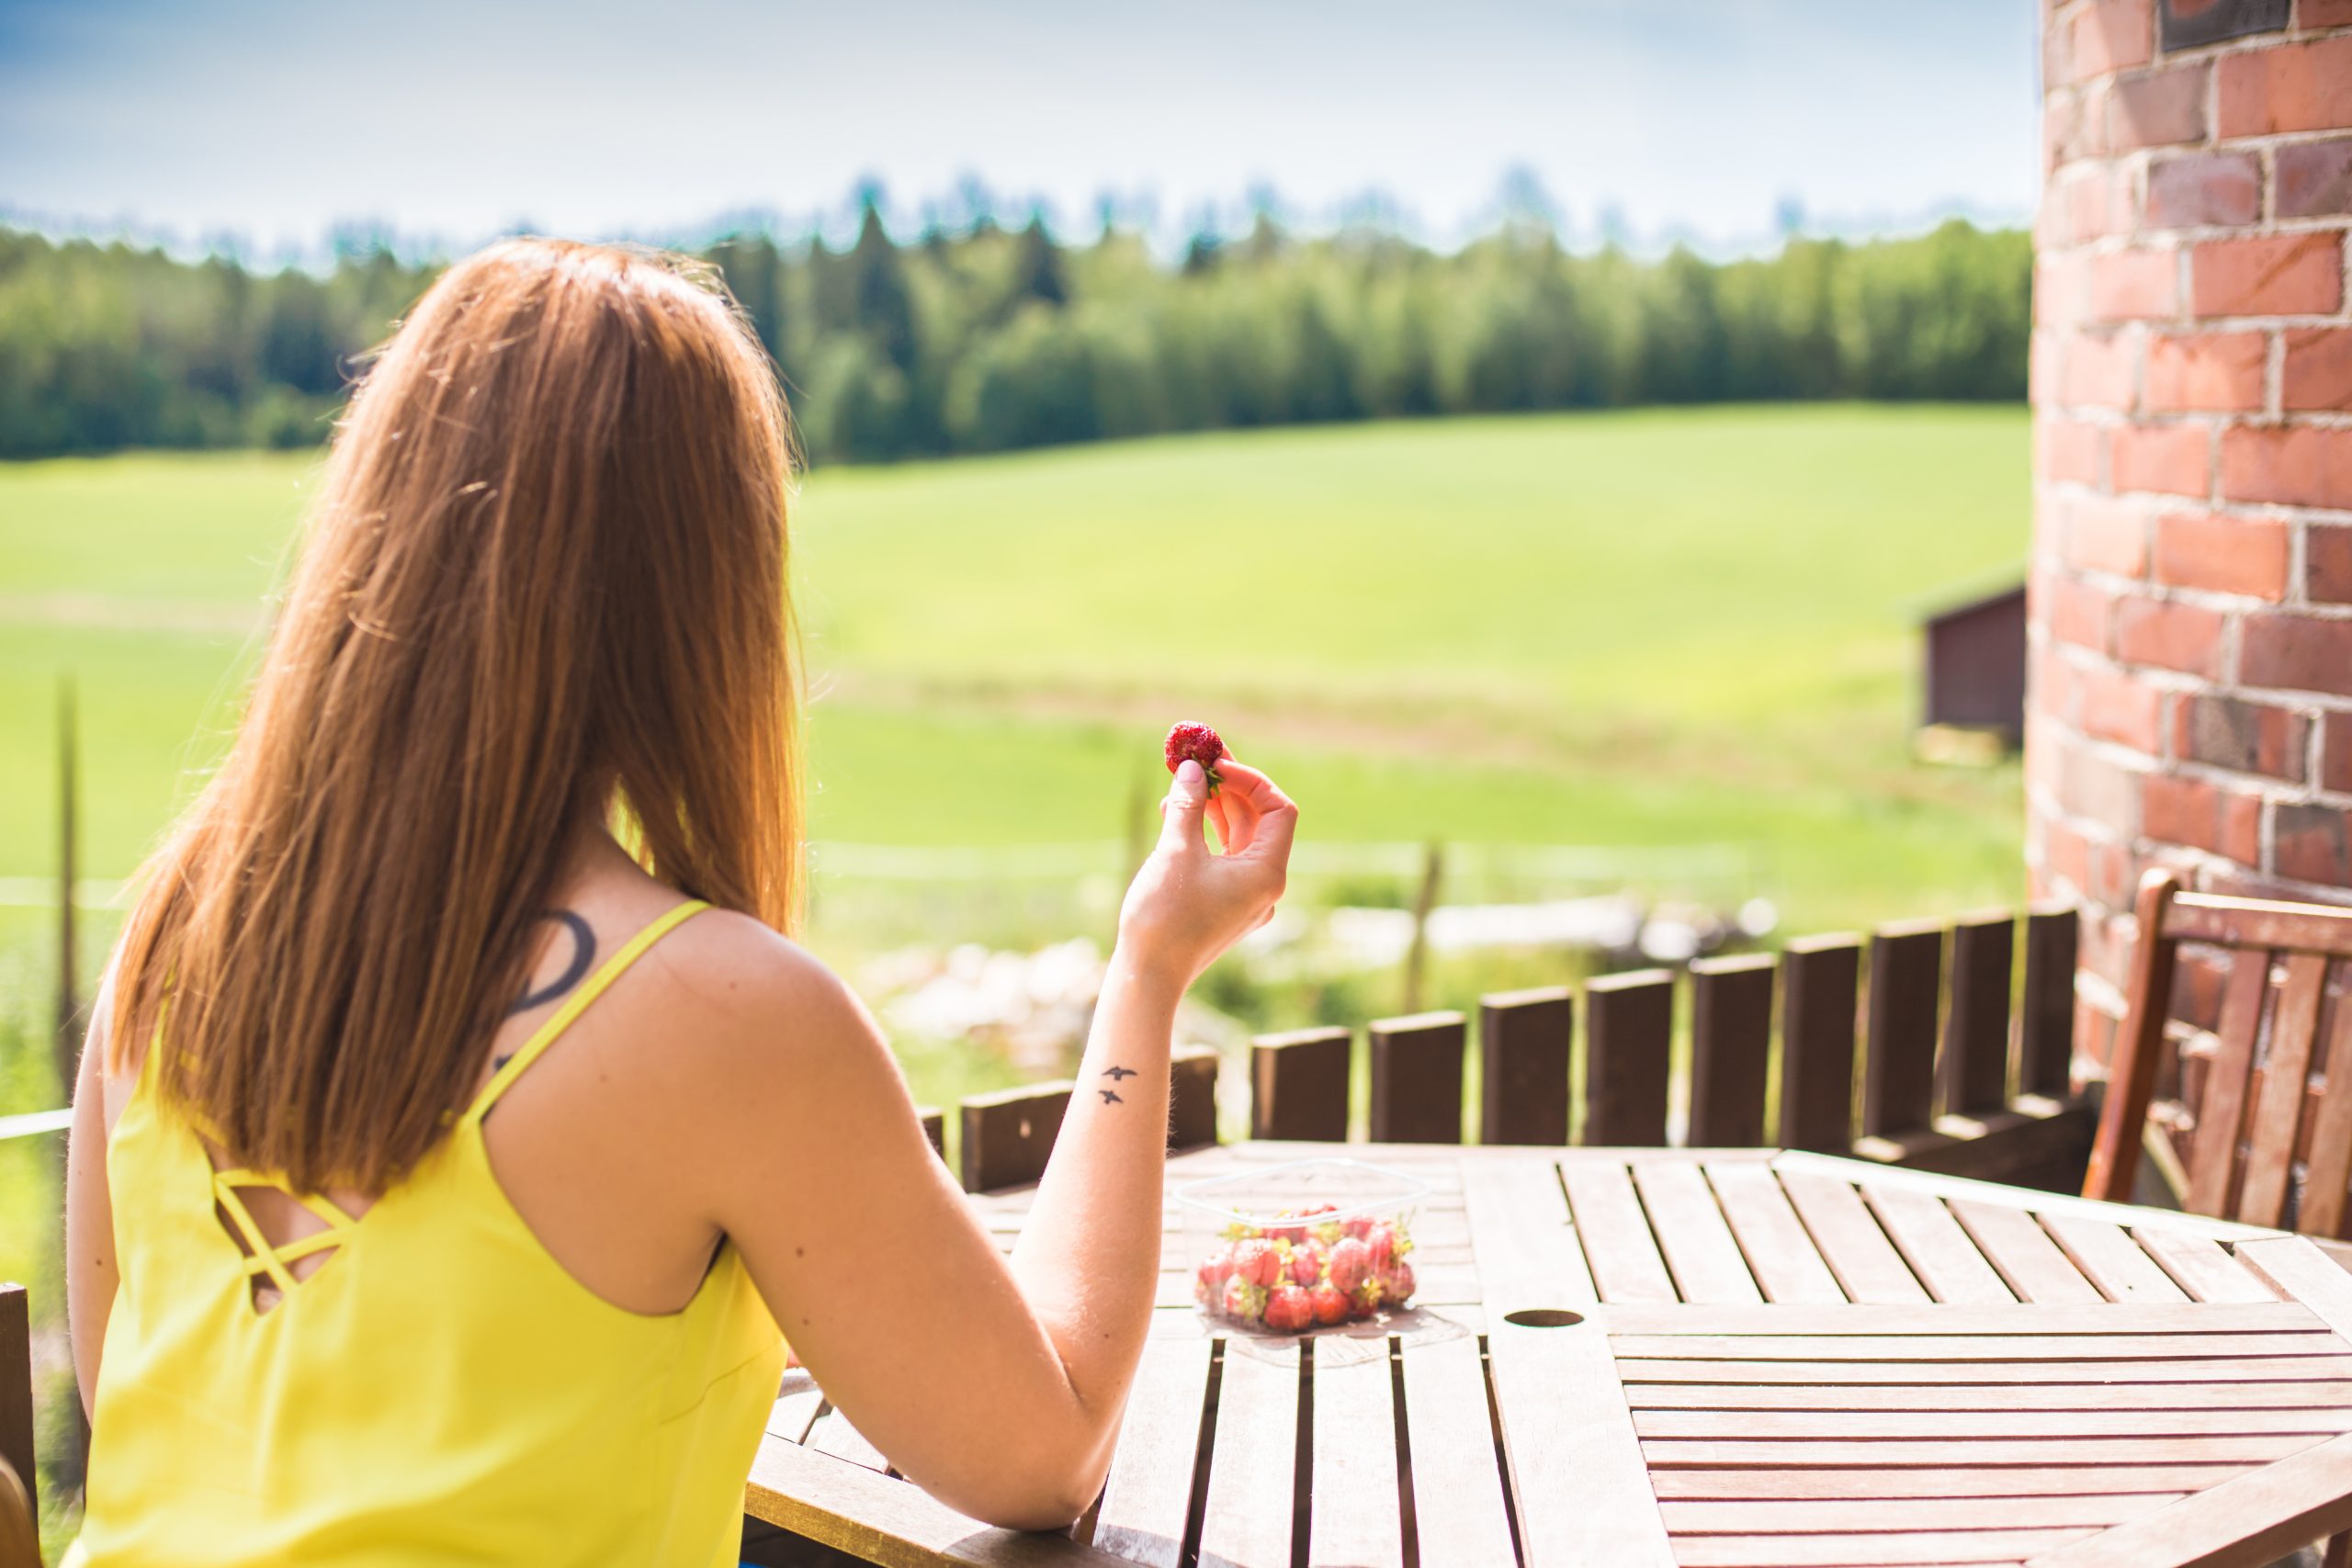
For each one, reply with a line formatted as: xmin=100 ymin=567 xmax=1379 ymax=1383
xmin=2086 ymin=868 xmax=2352 ymax=1234
xmin=0 ymin=1280 xmax=35 ymax=1567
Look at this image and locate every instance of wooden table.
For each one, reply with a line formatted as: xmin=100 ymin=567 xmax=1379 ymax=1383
xmin=744 ymin=1143 xmax=2352 ymax=1567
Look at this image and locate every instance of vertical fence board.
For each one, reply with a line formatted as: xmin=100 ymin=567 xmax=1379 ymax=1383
xmin=1478 ymin=987 xmax=1573 ymax=1146
xmin=1941 ymin=910 xmax=2017 ymax=1117
xmin=1583 ymin=969 xmax=1674 ymax=1147
xmin=1863 ymin=920 xmax=1946 ymax=1141
xmin=1250 ymin=1027 xmax=1352 ymax=1143
xmin=0 ymin=1284 xmax=30 ymax=1513
xmin=1369 ymin=1010 xmax=1467 ymax=1145
xmin=1778 ymin=935 xmax=1861 ymax=1154
xmin=1687 ymin=954 xmax=1776 ymax=1148
xmin=1169 ymin=1043 xmax=1220 ymax=1151
xmin=959 ymin=1080 xmax=1072 ymax=1192
xmin=915 ymin=1106 xmax=945 ymax=1162
xmin=2018 ymin=903 xmax=2081 ymax=1100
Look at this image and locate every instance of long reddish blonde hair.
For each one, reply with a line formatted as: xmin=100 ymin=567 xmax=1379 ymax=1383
xmin=107 ymin=238 xmax=803 ymax=1193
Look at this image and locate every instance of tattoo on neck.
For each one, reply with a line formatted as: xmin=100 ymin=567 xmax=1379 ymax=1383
xmin=507 ymin=910 xmax=596 ymax=1015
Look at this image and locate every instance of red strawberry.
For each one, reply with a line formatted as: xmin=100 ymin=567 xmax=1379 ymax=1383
xmin=1195 ymin=1247 xmax=1236 ymax=1306
xmin=1287 ymin=1240 xmax=1327 ymax=1287
xmin=1162 ymin=722 xmax=1225 ymax=795
xmin=1385 ymin=1259 xmax=1417 ymax=1304
xmin=1341 ymin=1214 xmax=1375 ymax=1240
xmin=1351 ymin=1277 xmax=1386 ymax=1318
xmin=1233 ymin=1238 xmax=1283 ymax=1289
xmin=1222 ymin=1275 xmax=1268 ymax=1322
xmin=1263 ymin=1285 xmax=1314 ymax=1333
xmin=1327 ymin=1236 xmax=1370 ymax=1294
xmin=1364 ymin=1223 xmax=1396 ymax=1271
xmin=1266 ymin=1214 xmax=1306 ymax=1247
xmin=1308 ymin=1283 xmax=1350 ymax=1325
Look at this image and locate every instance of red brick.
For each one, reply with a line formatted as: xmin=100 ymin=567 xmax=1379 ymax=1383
xmin=2154 ymin=511 xmax=2289 ymax=598
xmin=2143 ymin=773 xmax=2261 ymax=862
xmin=2042 ymin=416 xmax=2108 ymax=486
xmin=2305 ymin=0 xmax=2352 ymax=26
xmin=2038 ymin=254 xmax=2091 ymax=329
xmin=2278 ymin=137 xmax=2352 ymax=220
xmin=2063 ymin=331 xmax=2142 ymax=410
xmin=2143 ymin=152 xmax=2262 ymax=231
xmin=2081 ymin=660 xmax=2168 ymax=750
xmin=2111 ymin=421 xmax=2211 ymax=496
xmin=2218 ymin=35 xmax=2352 ymax=136
xmin=2048 ymin=85 xmax=2109 ymax=171
xmin=2091 ymin=249 xmax=2180 ymax=321
xmin=2063 ymin=740 xmax=2146 ymax=825
xmin=2324 ymin=713 xmax=2352 ymax=794
xmin=2111 ymin=63 xmax=2208 ymax=148
xmin=2242 ymin=611 xmax=2352 ymax=695
xmin=2075 ymin=0 xmax=2156 ymax=77
xmin=2190 ymin=232 xmax=2346 ymax=317
xmin=2116 ymin=594 xmax=2226 ymax=674
xmin=2276 ymin=802 xmax=2352 ymax=882
xmin=2143 ymin=333 xmax=2267 ymax=413
xmin=2310 ymin=525 xmax=2352 ymax=604
xmin=2060 ymin=165 xmax=2136 ymax=244
xmin=2222 ymin=424 xmax=2352 ymax=508
xmin=2031 ymin=330 xmax=2061 ymax=404
xmin=2051 ymin=575 xmax=2116 ymax=652
xmin=2066 ymin=492 xmax=2152 ymax=575
xmin=2283 ymin=327 xmax=2352 ymax=412
xmin=2041 ymin=816 xmax=2094 ymax=896
xmin=2176 ymin=693 xmax=2310 ymax=782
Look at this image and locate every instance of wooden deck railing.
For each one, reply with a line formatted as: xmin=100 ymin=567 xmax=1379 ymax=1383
xmin=953 ymin=901 xmax=2094 ymax=1193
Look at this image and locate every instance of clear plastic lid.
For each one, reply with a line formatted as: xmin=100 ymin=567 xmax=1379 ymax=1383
xmin=1170 ymin=1156 xmax=1431 ymax=1229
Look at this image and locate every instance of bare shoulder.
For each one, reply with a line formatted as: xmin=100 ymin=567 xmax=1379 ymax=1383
xmin=631 ymin=904 xmax=891 ymax=1089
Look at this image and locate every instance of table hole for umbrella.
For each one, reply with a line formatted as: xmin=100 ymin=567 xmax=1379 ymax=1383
xmin=1502 ymin=1308 xmax=1584 ymax=1328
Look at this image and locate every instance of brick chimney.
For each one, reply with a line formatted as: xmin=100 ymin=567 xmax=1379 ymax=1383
xmin=2030 ymin=0 xmax=2352 ymax=1068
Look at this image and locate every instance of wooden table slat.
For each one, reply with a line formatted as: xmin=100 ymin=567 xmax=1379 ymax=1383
xmin=1462 ymin=1156 xmax=1596 ymax=1306
xmin=1307 ymin=1347 xmax=1404 ymax=1568
xmin=1487 ymin=1311 xmax=1675 ymax=1567
xmin=2016 ymin=1428 xmax=2352 ymax=1568
xmin=746 ymin=1438 xmax=1143 ymax=1566
xmin=1611 ymin=1331 xmax=2346 ymax=1361
xmin=1600 ymin=1302 xmax=2319 ymax=1336
xmin=807 ymin=1407 xmax=894 ymax=1473
xmin=1634 ymin=1407 xmax=2352 ymax=1439
xmin=770 ymin=1369 xmax=824 ymax=1444
xmin=2134 ymin=1230 xmax=2282 ymax=1305
xmin=1617 ymin=1354 xmax=2352 ymax=1385
xmin=1562 ymin=1162 xmax=1679 ymax=1303
xmin=1630 ymin=1380 xmax=2352 ymax=1412
xmin=1704 ymin=1162 xmax=1848 ymax=1305
xmin=1860 ymin=1181 xmax=2018 ymax=1304
xmin=1198 ymin=1343 xmax=1301 ymax=1568
xmin=1775 ymin=1169 xmax=1932 ymax=1304
xmin=1640 ymin=1434 xmax=2318 ymax=1466
xmin=2041 ymin=1215 xmax=2192 ymax=1304
xmin=1091 ymin=1338 xmax=1215 ymax=1568
xmin=1674 ymin=1526 xmax=2095 ymax=1566
xmin=1951 ymin=1200 xmax=2105 ymax=1304
xmin=1649 ymin=1464 xmax=2253 ymax=1501
xmin=1633 ymin=1160 xmax=1765 ymax=1304
xmin=1661 ymin=1492 xmax=2180 ymax=1534
xmin=1397 ymin=1336 xmax=1518 ymax=1568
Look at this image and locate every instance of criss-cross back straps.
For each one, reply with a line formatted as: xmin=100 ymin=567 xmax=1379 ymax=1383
xmin=210 ymin=1168 xmax=361 ymax=1295
xmin=462 ymin=899 xmax=712 ymax=1127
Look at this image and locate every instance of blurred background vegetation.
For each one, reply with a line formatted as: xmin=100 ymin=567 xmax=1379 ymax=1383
xmin=0 ymin=204 xmax=2028 ymax=463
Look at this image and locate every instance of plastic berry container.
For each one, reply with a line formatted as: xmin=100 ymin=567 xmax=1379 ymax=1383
xmin=1172 ymin=1158 xmax=1430 ymax=1334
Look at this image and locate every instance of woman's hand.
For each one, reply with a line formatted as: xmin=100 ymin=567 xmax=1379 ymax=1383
xmin=1118 ymin=750 xmax=1296 ymax=988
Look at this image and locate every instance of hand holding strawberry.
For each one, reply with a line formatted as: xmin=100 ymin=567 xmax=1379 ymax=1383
xmin=1119 ymin=725 xmax=1296 ymax=991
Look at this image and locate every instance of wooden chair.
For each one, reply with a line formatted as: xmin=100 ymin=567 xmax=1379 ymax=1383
xmin=2086 ymin=868 xmax=2352 ymax=1232
xmin=2 ymin=1282 xmax=38 ymax=1567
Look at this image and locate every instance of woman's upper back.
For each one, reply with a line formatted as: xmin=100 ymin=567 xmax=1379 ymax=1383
xmin=70 ymin=874 xmax=789 ymax=1567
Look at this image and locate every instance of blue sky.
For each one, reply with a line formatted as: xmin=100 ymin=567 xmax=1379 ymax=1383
xmin=0 ymin=0 xmax=2040 ymax=259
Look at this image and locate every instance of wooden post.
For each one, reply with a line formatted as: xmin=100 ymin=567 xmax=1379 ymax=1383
xmin=958 ymin=1081 xmax=1072 ymax=1192
xmin=0 ymin=1284 xmax=30 ymax=1519
xmin=1941 ymin=910 xmax=2016 ymax=1117
xmin=1250 ymin=1027 xmax=1352 ymax=1142
xmin=2018 ymin=902 xmax=2081 ymax=1100
xmin=1477 ymin=987 xmax=1573 ymax=1146
xmin=1368 ymin=1011 xmax=1466 ymax=1144
xmin=915 ymin=1107 xmax=945 ymax=1162
xmin=1169 ymin=1043 xmax=1220 ymax=1151
xmin=1687 ymin=953 xmax=1775 ymax=1148
xmin=1778 ymin=934 xmax=1861 ymax=1154
xmin=1582 ymin=969 xmax=1674 ymax=1147
xmin=54 ymin=673 xmax=79 ymax=1099
xmin=1400 ymin=840 xmax=1443 ymax=1017
xmin=1862 ymin=919 xmax=1946 ymax=1141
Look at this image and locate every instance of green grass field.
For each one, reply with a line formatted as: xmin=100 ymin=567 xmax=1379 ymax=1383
xmin=0 ymin=401 xmax=2030 ymax=1073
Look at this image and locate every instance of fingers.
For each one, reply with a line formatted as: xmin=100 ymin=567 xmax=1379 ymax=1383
xmin=1211 ymin=759 xmax=1296 ymax=864
xmin=1157 ymin=759 xmax=1210 ymax=854
xmin=1207 ymin=792 xmax=1232 ymax=856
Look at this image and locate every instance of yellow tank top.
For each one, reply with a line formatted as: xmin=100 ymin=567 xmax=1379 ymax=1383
xmin=68 ymin=900 xmax=786 ymax=1567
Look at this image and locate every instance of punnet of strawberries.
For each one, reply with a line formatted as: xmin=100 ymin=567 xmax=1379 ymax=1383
xmin=1192 ymin=1203 xmax=1417 ymax=1330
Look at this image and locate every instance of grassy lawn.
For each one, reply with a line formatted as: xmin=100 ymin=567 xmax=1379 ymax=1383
xmin=0 ymin=401 xmax=2030 ymax=1087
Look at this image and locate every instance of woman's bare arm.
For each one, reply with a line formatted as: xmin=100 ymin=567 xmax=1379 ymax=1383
xmin=684 ymin=755 xmax=1293 ymax=1528
xmin=65 ymin=973 xmax=119 ymax=1416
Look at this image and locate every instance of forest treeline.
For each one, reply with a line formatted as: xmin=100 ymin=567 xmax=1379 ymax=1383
xmin=0 ymin=208 xmax=2030 ymax=463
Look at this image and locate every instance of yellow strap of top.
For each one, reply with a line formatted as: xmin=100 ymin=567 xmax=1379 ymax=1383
xmin=461 ymin=900 xmax=710 ymax=1127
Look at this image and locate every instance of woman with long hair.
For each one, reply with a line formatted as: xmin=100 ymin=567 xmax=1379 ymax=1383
xmin=62 ymin=238 xmax=1295 ymax=1565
